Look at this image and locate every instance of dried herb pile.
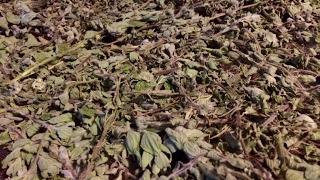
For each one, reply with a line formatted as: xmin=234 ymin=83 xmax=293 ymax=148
xmin=0 ymin=0 xmax=320 ymax=179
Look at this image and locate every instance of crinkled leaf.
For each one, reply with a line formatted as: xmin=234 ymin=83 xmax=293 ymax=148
xmin=38 ymin=154 xmax=62 ymax=178
xmin=295 ymin=114 xmax=317 ymax=130
xmin=304 ymin=165 xmax=320 ymax=180
xmin=154 ymin=152 xmax=170 ymax=170
xmin=0 ymin=17 xmax=9 ymax=30
xmin=84 ymin=30 xmax=100 ymax=39
xmin=141 ymin=131 xmax=162 ymax=155
xmin=26 ymin=123 xmax=41 ymax=137
xmin=126 ymin=130 xmax=141 ymax=155
xmin=47 ymin=113 xmax=73 ymax=125
xmin=70 ymin=147 xmax=85 ymax=160
xmin=186 ymin=68 xmax=198 ymax=78
xmin=141 ymin=151 xmax=153 ymax=169
xmin=129 ymin=52 xmax=140 ymax=61
xmin=135 ymin=81 xmax=153 ymax=91
xmin=285 ymin=169 xmax=304 ymax=180
xmin=227 ymin=156 xmax=253 ymax=170
xmin=141 ymin=169 xmax=151 ymax=180
xmin=152 ymin=164 xmax=160 ymax=175
xmin=6 ymin=12 xmax=20 ymax=24
xmin=80 ymin=105 xmax=96 ymax=118
xmin=165 ymin=128 xmax=187 ymax=150
xmin=25 ymin=34 xmax=41 ymax=47
xmin=6 ymin=157 xmax=23 ymax=176
xmin=0 ymin=130 xmax=11 ymax=145
xmin=183 ymin=141 xmax=201 ymax=158
xmin=2 ymin=148 xmax=21 ymax=168
xmin=57 ymin=126 xmax=73 ymax=140
xmin=137 ymin=71 xmax=155 ymax=82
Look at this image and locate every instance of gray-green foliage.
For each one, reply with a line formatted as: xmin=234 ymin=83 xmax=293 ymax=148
xmin=125 ymin=129 xmax=171 ymax=175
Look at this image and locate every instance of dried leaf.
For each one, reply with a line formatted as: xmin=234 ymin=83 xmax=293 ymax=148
xmin=126 ymin=130 xmax=141 ymax=155
xmin=141 ymin=131 xmax=162 ymax=155
xmin=141 ymin=151 xmax=153 ymax=169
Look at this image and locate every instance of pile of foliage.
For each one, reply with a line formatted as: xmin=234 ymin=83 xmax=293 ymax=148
xmin=0 ymin=0 xmax=319 ymax=179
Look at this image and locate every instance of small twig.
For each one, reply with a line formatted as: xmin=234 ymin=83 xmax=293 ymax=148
xmin=210 ymin=125 xmax=231 ymax=139
xmin=171 ymin=78 xmax=201 ymax=111
xmin=306 ymin=85 xmax=320 ymax=92
xmin=78 ymin=110 xmax=118 ymax=180
xmin=125 ymin=90 xmax=180 ymax=97
xmin=167 ymin=154 xmax=204 ymax=179
xmin=261 ymin=114 xmax=277 ymax=128
xmin=135 ymin=0 xmax=151 ymax=12
xmin=0 ymin=99 xmax=56 ymax=131
xmin=23 ymin=141 xmax=44 ymax=180
xmin=113 ymin=76 xmax=121 ymax=107
xmin=8 ymin=42 xmax=85 ymax=84
xmin=217 ymin=104 xmax=241 ymax=118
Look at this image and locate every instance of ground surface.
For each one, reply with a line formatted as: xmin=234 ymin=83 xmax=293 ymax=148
xmin=0 ymin=0 xmax=320 ymax=179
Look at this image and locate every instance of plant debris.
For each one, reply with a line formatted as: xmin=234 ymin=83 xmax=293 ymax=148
xmin=0 ymin=0 xmax=319 ymax=179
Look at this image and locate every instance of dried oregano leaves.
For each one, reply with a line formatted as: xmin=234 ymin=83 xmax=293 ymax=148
xmin=0 ymin=0 xmax=320 ymax=179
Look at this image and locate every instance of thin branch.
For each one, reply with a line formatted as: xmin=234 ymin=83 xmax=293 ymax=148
xmin=23 ymin=140 xmax=44 ymax=180
xmin=8 ymin=42 xmax=85 ymax=84
xmin=78 ymin=110 xmax=118 ymax=180
xmin=167 ymin=154 xmax=204 ymax=179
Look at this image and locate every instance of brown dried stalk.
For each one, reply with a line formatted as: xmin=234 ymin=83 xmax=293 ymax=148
xmin=78 ymin=110 xmax=117 ymax=180
xmin=167 ymin=154 xmax=204 ymax=179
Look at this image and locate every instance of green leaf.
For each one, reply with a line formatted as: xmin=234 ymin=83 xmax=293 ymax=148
xmin=58 ymin=90 xmax=70 ymax=106
xmin=295 ymin=114 xmax=317 ymax=130
xmin=80 ymin=105 xmax=96 ymax=118
xmin=38 ymin=153 xmax=62 ymax=178
xmin=26 ymin=123 xmax=41 ymax=137
xmin=135 ymin=81 xmax=153 ymax=91
xmin=160 ymin=144 xmax=171 ymax=154
xmin=128 ymin=20 xmax=146 ymax=27
xmin=22 ymin=143 xmax=38 ymax=153
xmin=305 ymin=165 xmax=320 ymax=180
xmin=164 ymin=139 xmax=178 ymax=153
xmin=141 ymin=151 xmax=153 ymax=169
xmin=183 ymin=141 xmax=201 ymax=158
xmin=285 ymin=169 xmax=304 ymax=180
xmin=6 ymin=157 xmax=23 ymax=176
xmin=84 ymin=30 xmax=100 ymax=39
xmin=141 ymin=131 xmax=162 ymax=155
xmin=25 ymin=34 xmax=41 ymax=47
xmin=137 ymin=71 xmax=155 ymax=82
xmin=152 ymin=164 xmax=160 ymax=175
xmin=0 ymin=17 xmax=8 ymax=30
xmin=90 ymin=123 xmax=98 ymax=136
xmin=207 ymin=60 xmax=218 ymax=70
xmin=165 ymin=128 xmax=187 ymax=150
xmin=47 ymin=113 xmax=73 ymax=125
xmin=56 ymin=43 xmax=71 ymax=54
xmin=126 ymin=130 xmax=141 ymax=155
xmin=185 ymin=68 xmax=198 ymax=78
xmin=2 ymin=148 xmax=21 ymax=168
xmin=0 ymin=130 xmax=11 ymax=145
xmin=129 ymin=52 xmax=139 ymax=61
xmin=154 ymin=152 xmax=170 ymax=170
xmin=12 ymin=139 xmax=33 ymax=149
xmin=310 ymin=130 xmax=320 ymax=141
xmin=70 ymin=147 xmax=85 ymax=160
xmin=6 ymin=12 xmax=20 ymax=24
xmin=227 ymin=156 xmax=253 ymax=170
xmin=141 ymin=169 xmax=151 ymax=180
xmin=57 ymin=126 xmax=73 ymax=141
xmin=182 ymin=128 xmax=207 ymax=140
